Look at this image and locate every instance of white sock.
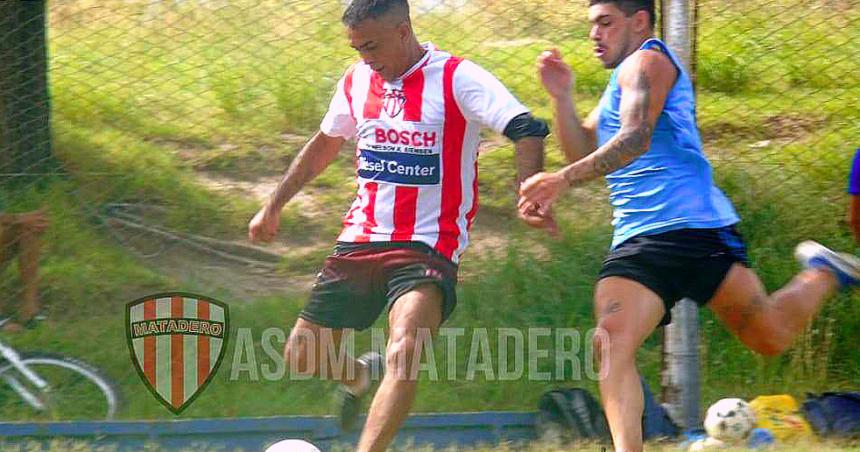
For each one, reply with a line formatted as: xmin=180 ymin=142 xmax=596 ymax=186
xmin=345 ymin=361 xmax=371 ymax=396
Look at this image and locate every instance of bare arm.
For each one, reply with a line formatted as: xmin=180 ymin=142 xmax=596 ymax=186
xmin=519 ymin=50 xmax=676 ymax=214
xmin=514 ymin=136 xmax=545 ymax=185
xmin=537 ymin=49 xmax=598 ymax=163
xmin=513 ymin=135 xmax=560 ymax=235
xmin=552 ymin=96 xmax=599 ymax=164
xmin=560 ymin=51 xmax=673 ymax=186
xmin=249 ymin=131 xmax=344 ymax=242
xmin=268 ymin=132 xmax=344 ymax=211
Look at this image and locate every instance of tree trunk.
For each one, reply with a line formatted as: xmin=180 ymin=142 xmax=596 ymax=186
xmin=0 ymin=0 xmax=54 ymax=188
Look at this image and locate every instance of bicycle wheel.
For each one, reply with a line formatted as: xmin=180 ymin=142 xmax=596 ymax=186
xmin=0 ymin=352 xmax=120 ymax=421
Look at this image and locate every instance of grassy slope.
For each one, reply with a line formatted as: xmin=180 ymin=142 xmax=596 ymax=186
xmin=2 ymin=0 xmax=856 ymax=422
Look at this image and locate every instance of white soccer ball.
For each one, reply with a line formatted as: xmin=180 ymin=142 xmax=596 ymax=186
xmin=704 ymin=398 xmax=756 ymax=443
xmin=264 ymin=439 xmax=321 ymax=452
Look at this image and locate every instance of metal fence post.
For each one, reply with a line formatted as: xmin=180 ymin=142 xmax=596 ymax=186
xmin=660 ymin=0 xmax=702 ymax=432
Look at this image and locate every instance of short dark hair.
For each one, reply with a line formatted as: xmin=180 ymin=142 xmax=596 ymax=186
xmin=589 ymin=0 xmax=656 ymax=29
xmin=342 ymin=0 xmax=410 ymax=27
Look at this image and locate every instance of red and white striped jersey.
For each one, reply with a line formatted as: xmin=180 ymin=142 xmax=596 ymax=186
xmin=320 ymin=43 xmax=529 ymax=263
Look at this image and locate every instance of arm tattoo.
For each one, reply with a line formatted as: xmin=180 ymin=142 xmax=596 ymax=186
xmin=562 ymin=68 xmax=654 ymax=187
xmin=592 ymin=69 xmax=653 ymax=174
xmin=735 ymin=293 xmax=767 ymax=334
xmin=592 ymin=126 xmax=652 ymax=174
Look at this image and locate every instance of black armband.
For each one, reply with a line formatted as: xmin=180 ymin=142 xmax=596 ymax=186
xmin=502 ymin=113 xmax=550 ymax=141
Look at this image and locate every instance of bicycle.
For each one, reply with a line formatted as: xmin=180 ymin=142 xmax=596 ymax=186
xmin=0 ymin=318 xmax=121 ymax=421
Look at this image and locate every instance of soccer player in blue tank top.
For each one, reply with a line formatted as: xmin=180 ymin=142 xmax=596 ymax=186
xmin=849 ymin=149 xmax=860 ymax=244
xmin=517 ymin=1 xmax=860 ymax=450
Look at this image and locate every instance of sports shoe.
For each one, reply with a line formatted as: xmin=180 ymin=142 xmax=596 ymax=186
xmin=337 ymin=351 xmax=384 ymax=432
xmin=795 ymin=240 xmax=860 ymax=289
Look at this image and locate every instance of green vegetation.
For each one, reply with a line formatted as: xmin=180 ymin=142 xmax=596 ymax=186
xmin=0 ymin=0 xmax=854 ymax=426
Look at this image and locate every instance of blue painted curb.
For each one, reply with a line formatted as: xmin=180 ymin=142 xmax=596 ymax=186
xmin=0 ymin=411 xmax=538 ymax=451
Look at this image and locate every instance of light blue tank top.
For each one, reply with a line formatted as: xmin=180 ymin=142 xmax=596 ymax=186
xmin=849 ymin=148 xmax=860 ymax=195
xmin=597 ymin=38 xmax=739 ymax=249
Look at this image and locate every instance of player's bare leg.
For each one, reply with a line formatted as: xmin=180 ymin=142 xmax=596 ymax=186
xmin=283 ymin=318 xmax=364 ymax=388
xmin=0 ymin=218 xmax=14 ymax=267
xmin=593 ymin=277 xmax=665 ymax=452
xmin=356 ymin=283 xmax=443 ymax=452
xmin=710 ymin=240 xmax=860 ymax=355
xmin=0 ymin=219 xmax=19 ymax=320
xmin=709 ymin=265 xmax=840 ymax=356
xmin=0 ymin=212 xmax=48 ymax=331
xmin=17 ymin=220 xmax=43 ymax=322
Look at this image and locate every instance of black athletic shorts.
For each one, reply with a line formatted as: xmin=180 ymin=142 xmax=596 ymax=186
xmin=598 ymin=225 xmax=750 ymax=326
xmin=299 ymin=241 xmax=458 ymax=331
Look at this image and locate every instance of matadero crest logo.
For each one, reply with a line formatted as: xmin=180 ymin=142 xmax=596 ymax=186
xmin=382 ymin=87 xmax=407 ymax=118
xmin=126 ymin=293 xmax=229 ymax=414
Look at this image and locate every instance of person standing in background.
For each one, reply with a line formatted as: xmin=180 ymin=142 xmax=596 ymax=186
xmin=0 ymin=196 xmax=49 ymax=332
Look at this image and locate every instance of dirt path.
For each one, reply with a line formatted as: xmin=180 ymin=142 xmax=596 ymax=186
xmin=112 ymin=140 xmax=546 ymax=301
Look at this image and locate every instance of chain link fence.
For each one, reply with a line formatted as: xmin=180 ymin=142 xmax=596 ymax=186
xmin=693 ymin=0 xmax=859 ymax=390
xmin=0 ymin=0 xmax=858 ymax=419
xmin=16 ymin=0 xmax=624 ymax=308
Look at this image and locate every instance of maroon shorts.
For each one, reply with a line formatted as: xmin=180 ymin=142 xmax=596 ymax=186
xmin=299 ymin=241 xmax=459 ymax=330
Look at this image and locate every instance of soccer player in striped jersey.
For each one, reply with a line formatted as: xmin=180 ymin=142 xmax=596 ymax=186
xmin=518 ymin=1 xmax=860 ymax=450
xmin=248 ymin=1 xmax=551 ymax=450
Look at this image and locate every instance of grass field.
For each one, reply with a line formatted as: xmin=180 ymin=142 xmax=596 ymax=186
xmin=0 ymin=0 xmax=857 ymax=429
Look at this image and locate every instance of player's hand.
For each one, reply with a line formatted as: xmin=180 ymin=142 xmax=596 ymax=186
xmin=518 ymin=203 xmax=560 ymax=238
xmin=518 ymin=171 xmax=568 ymax=218
xmin=248 ymin=204 xmax=281 ymax=243
xmin=537 ymin=48 xmax=574 ymax=100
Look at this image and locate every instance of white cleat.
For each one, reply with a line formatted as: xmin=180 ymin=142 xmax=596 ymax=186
xmin=795 ymin=240 xmax=860 ymax=288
